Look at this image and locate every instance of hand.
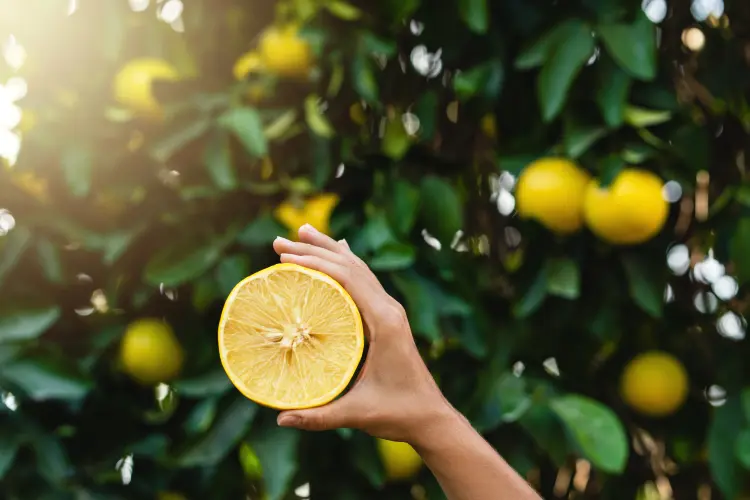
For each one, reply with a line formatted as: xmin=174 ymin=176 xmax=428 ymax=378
xmin=271 ymin=224 xmax=453 ymax=444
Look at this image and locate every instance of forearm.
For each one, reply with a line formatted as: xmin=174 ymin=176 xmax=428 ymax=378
xmin=411 ymin=405 xmax=541 ymax=500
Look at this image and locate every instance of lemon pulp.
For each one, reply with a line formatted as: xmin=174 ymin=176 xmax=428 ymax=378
xmin=218 ymin=263 xmax=364 ymax=409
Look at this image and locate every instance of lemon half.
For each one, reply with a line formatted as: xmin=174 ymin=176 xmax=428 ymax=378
xmin=218 ymin=263 xmax=364 ymax=410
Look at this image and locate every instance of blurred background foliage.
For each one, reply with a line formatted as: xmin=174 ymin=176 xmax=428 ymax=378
xmin=1 ymin=0 xmax=750 ymax=498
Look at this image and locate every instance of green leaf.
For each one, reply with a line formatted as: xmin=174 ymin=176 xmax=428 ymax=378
xmin=204 ymin=131 xmax=237 ymax=191
xmin=0 ymin=225 xmax=31 ymax=285
xmin=546 ymin=258 xmax=581 ymax=299
xmin=0 ymin=304 xmax=61 ymax=343
xmin=414 ymin=91 xmax=438 ymax=141
xmin=623 ymin=106 xmax=671 ymax=127
xmin=178 ymin=397 xmax=257 ymax=467
xmin=550 ymin=394 xmax=628 ymax=473
xmin=238 ymin=213 xmax=287 ymax=247
xmin=621 ymin=253 xmax=663 ymax=318
xmin=151 ymin=117 xmax=212 ymax=163
xmin=709 ymin=393 xmax=744 ymax=498
xmin=305 ymin=95 xmax=335 ymax=138
xmin=458 ymin=0 xmax=488 ymax=34
xmin=351 ymin=434 xmax=385 ymax=488
xmin=144 ymin=239 xmax=225 ymax=287
xmin=598 ymin=11 xmax=656 ymax=81
xmin=31 ymin=432 xmax=70 ymax=483
xmin=61 ymin=145 xmax=93 ymax=198
xmin=420 ymin=176 xmax=463 ymax=243
xmin=513 ymin=266 xmax=548 ymax=318
xmin=519 ymin=403 xmax=569 ymax=466
xmin=732 ymin=217 xmax=750 ymax=285
xmin=538 ymin=20 xmax=595 ymax=122
xmin=183 ymin=398 xmax=218 ymax=435
xmin=1 ymin=358 xmax=92 ymax=401
xmin=381 ymin=117 xmax=411 ymax=160
xmin=35 ymin=238 xmax=64 ymax=284
xmin=392 ymin=271 xmax=441 ymax=341
xmin=251 ymin=425 xmax=300 ymax=500
xmin=174 ymin=370 xmax=232 ymax=398
xmin=387 ymin=179 xmax=420 ymax=236
xmin=218 ymin=107 xmax=268 ymax=157
xmin=215 ymin=254 xmax=250 ymax=296
xmin=596 ymin=57 xmax=632 ymax=127
xmin=454 ymin=61 xmax=504 ymax=101
xmin=352 ymin=54 xmax=378 ymax=103
xmin=515 ymin=20 xmax=578 ymax=70
xmin=473 ymin=373 xmax=532 ymax=432
xmin=563 ymin=119 xmax=607 ymax=159
xmin=369 ymin=243 xmax=416 ymax=271
xmin=325 ymin=0 xmax=362 ymax=20
xmin=264 ymin=109 xmax=298 ymax=141
xmin=736 ymin=429 xmax=750 ymax=469
xmin=0 ymin=427 xmax=22 ymax=480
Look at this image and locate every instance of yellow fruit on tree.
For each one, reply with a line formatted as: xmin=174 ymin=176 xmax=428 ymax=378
xmin=515 ymin=158 xmax=591 ymax=234
xmin=275 ymin=193 xmax=339 ymax=239
xmin=233 ymin=51 xmax=267 ymax=103
xmin=621 ymin=351 xmax=688 ymax=417
xmin=583 ymin=168 xmax=668 ymax=245
xmin=258 ymin=24 xmax=313 ymax=78
xmin=120 ymin=318 xmax=184 ymax=385
xmin=376 ymin=439 xmax=423 ymax=482
xmin=113 ymin=58 xmax=180 ymax=117
xmin=219 ymin=263 xmax=364 ymax=409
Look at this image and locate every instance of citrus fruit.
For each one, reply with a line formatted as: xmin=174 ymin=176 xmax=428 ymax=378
xmin=376 ymin=439 xmax=423 ymax=481
xmin=120 ymin=318 xmax=184 ymax=385
xmin=218 ymin=263 xmax=364 ymax=410
xmin=583 ymin=168 xmax=668 ymax=245
xmin=113 ymin=58 xmax=180 ymax=117
xmin=620 ymin=351 xmax=688 ymax=417
xmin=274 ymin=193 xmax=339 ymax=239
xmin=515 ymin=158 xmax=591 ymax=234
xmin=258 ymin=24 xmax=313 ymax=78
xmin=233 ymin=51 xmax=267 ymax=103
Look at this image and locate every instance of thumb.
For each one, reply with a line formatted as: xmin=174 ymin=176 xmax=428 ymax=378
xmin=277 ymin=398 xmax=354 ymax=431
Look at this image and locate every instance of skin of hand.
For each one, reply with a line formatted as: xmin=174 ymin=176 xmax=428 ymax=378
xmin=272 ymin=224 xmax=541 ymax=500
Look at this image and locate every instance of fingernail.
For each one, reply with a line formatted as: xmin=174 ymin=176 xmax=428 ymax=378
xmin=277 ymin=414 xmax=300 ymax=427
xmin=300 ymin=223 xmax=318 ymax=233
xmin=275 ymin=236 xmax=290 ymax=243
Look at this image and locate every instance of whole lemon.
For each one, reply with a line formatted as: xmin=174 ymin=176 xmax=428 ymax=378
xmin=376 ymin=439 xmax=423 ymax=482
xmin=120 ymin=318 xmax=184 ymax=385
xmin=258 ymin=25 xmax=313 ymax=78
xmin=274 ymin=193 xmax=339 ymax=239
xmin=515 ymin=158 xmax=591 ymax=234
xmin=113 ymin=58 xmax=180 ymax=118
xmin=621 ymin=351 xmax=688 ymax=417
xmin=583 ymin=168 xmax=668 ymax=245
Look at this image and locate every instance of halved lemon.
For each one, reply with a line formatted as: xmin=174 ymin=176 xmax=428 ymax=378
xmin=218 ymin=263 xmax=364 ymax=410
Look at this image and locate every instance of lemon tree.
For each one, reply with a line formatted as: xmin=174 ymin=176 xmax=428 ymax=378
xmin=2 ymin=0 xmax=750 ymax=499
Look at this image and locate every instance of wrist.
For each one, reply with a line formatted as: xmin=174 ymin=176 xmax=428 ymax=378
xmin=408 ymin=398 xmax=465 ymax=453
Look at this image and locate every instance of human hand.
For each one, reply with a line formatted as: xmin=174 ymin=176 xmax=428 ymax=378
xmin=271 ymin=224 xmax=454 ymax=444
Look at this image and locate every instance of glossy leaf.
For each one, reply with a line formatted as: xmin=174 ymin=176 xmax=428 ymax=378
xmin=621 ymin=254 xmax=663 ymax=318
xmin=546 ymin=258 xmax=581 ymax=300
xmin=144 ymin=239 xmax=225 ymax=287
xmin=596 ymin=57 xmax=632 ymax=127
xmin=709 ymin=394 xmax=744 ymax=498
xmin=251 ymin=425 xmax=301 ymax=500
xmin=458 ymin=0 xmax=488 ymax=34
xmin=1 ymin=358 xmax=92 ymax=401
xmin=0 ymin=304 xmax=61 ymax=343
xmin=204 ymin=131 xmax=237 ymax=191
xmin=598 ymin=11 xmax=656 ymax=81
xmin=420 ymin=176 xmax=463 ymax=244
xmin=218 ymin=107 xmax=268 ymax=157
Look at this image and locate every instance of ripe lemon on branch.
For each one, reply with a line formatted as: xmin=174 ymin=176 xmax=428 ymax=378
xmin=120 ymin=319 xmax=184 ymax=385
xmin=515 ymin=157 xmax=591 ymax=234
xmin=583 ymin=168 xmax=668 ymax=245
xmin=275 ymin=193 xmax=339 ymax=239
xmin=258 ymin=24 xmax=313 ymax=78
xmin=113 ymin=58 xmax=180 ymax=118
xmin=218 ymin=263 xmax=364 ymax=409
xmin=376 ymin=439 xmax=423 ymax=482
xmin=620 ymin=351 xmax=688 ymax=417
xmin=233 ymin=51 xmax=268 ymax=103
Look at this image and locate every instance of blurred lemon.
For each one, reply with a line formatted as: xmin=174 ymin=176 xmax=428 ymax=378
xmin=376 ymin=439 xmax=423 ymax=482
xmin=515 ymin=157 xmax=591 ymax=234
xmin=480 ymin=113 xmax=497 ymax=138
xmin=275 ymin=193 xmax=339 ymax=238
xmin=259 ymin=24 xmax=313 ymax=78
xmin=11 ymin=170 xmax=49 ymax=203
xmin=157 ymin=493 xmax=186 ymax=500
xmin=233 ymin=51 xmax=268 ymax=103
xmin=583 ymin=168 xmax=668 ymax=245
xmin=621 ymin=351 xmax=688 ymax=417
xmin=113 ymin=58 xmax=181 ymax=118
xmin=120 ymin=318 xmax=184 ymax=385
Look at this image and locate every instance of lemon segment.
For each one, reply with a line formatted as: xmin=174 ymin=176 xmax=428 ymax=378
xmin=218 ymin=263 xmax=364 ymax=410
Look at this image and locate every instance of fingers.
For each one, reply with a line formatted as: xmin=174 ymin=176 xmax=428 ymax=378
xmin=280 ymin=253 xmax=348 ymax=285
xmin=273 ymin=236 xmax=343 ymax=263
xmin=298 ymin=224 xmax=343 ymax=252
xmin=277 ymin=396 xmax=355 ymax=431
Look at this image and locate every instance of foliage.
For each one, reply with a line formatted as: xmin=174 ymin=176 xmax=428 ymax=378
xmin=1 ymin=0 xmax=750 ymax=498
